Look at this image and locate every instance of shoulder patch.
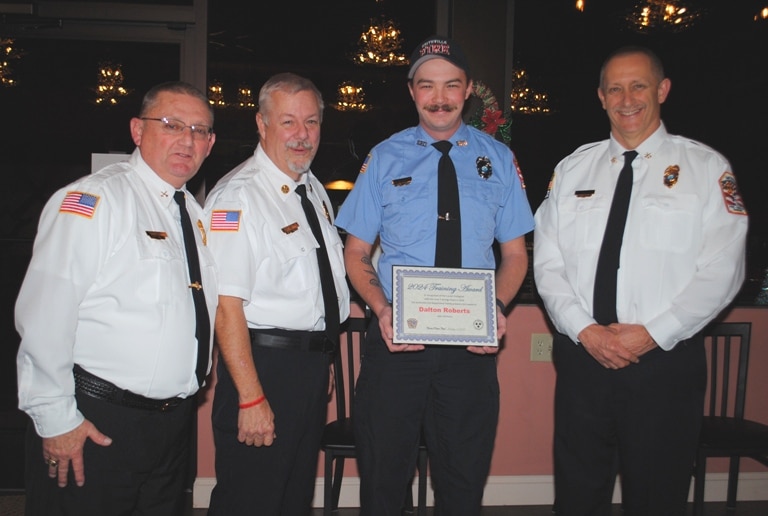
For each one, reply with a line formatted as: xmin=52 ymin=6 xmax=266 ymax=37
xmin=59 ymin=191 xmax=99 ymax=218
xmin=359 ymin=154 xmax=371 ymax=174
xmin=513 ymin=158 xmax=526 ymax=189
xmin=544 ymin=171 xmax=555 ymax=200
xmin=210 ymin=210 xmax=242 ymax=231
xmin=719 ymin=171 xmax=747 ymax=215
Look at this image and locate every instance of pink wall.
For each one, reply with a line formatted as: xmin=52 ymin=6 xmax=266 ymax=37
xmin=197 ymin=305 xmax=768 ymax=479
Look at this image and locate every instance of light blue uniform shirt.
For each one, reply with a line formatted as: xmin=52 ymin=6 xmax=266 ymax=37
xmin=336 ymin=123 xmax=534 ymax=302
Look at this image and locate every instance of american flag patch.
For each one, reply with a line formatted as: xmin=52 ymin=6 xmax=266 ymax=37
xmin=210 ymin=210 xmax=241 ymax=231
xmin=60 ymin=191 xmax=99 ymax=218
xmin=359 ymin=154 xmax=371 ymax=174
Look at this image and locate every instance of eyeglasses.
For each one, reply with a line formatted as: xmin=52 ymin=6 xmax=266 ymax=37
xmin=141 ymin=117 xmax=213 ymax=141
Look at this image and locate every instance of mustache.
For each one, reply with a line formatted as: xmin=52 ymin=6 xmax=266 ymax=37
xmin=286 ymin=140 xmax=313 ymax=151
xmin=424 ymin=103 xmax=457 ymax=113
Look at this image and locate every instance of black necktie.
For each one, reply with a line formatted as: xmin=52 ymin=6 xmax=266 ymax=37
xmin=432 ymin=140 xmax=462 ymax=268
xmin=296 ymin=184 xmax=340 ymax=344
xmin=593 ymin=150 xmax=638 ymax=325
xmin=173 ymin=191 xmax=211 ymax=388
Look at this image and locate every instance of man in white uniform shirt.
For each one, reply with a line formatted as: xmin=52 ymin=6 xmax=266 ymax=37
xmin=16 ymin=81 xmax=217 ymax=516
xmin=205 ymin=72 xmax=350 ymax=516
xmin=534 ymin=46 xmax=748 ymax=515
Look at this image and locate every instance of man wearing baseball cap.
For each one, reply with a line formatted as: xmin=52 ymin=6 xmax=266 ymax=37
xmin=336 ymin=35 xmax=534 ymax=515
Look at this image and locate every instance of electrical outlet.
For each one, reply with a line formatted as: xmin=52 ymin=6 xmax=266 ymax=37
xmin=530 ymin=333 xmax=553 ymax=362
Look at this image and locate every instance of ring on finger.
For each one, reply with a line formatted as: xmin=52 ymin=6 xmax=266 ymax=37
xmin=45 ymin=457 xmax=59 ymax=468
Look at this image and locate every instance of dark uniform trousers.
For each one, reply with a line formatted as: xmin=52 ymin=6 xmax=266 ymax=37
xmin=552 ymin=332 xmax=706 ymax=516
xmin=354 ymin=317 xmax=500 ymax=516
xmin=24 ymin=390 xmax=195 ymax=516
xmin=207 ymin=340 xmax=331 ymax=516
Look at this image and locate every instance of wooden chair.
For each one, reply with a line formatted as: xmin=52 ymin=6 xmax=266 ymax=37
xmin=320 ymin=315 xmax=428 ymax=515
xmin=693 ymin=322 xmax=768 ymax=516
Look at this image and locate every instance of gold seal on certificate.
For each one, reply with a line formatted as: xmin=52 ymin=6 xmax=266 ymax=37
xmin=392 ymin=265 xmax=497 ymax=346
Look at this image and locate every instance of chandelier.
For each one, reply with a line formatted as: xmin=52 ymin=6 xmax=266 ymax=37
xmin=236 ymin=85 xmax=255 ymax=109
xmin=208 ymin=80 xmax=226 ymax=108
xmin=509 ymin=69 xmax=552 ymax=116
xmin=1 ymin=37 xmax=22 ymax=87
xmin=626 ymin=0 xmax=704 ymax=33
xmin=352 ymin=15 xmax=408 ymax=67
xmin=95 ymin=62 xmax=130 ymax=106
xmin=332 ymin=82 xmax=372 ymax=112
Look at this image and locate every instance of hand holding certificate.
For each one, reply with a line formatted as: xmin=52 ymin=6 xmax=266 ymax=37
xmin=392 ymin=266 xmax=497 ymax=346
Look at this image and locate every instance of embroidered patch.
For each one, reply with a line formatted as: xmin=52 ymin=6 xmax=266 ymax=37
xmin=514 ymin=158 xmax=526 ymax=189
xmin=719 ymin=172 xmax=747 ymax=215
xmin=544 ymin=171 xmax=555 ymax=200
xmin=359 ymin=154 xmax=371 ymax=174
xmin=210 ymin=210 xmax=242 ymax=231
xmin=59 ymin=191 xmax=99 ymax=218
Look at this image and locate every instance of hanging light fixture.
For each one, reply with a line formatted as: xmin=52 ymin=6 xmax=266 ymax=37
xmin=352 ymin=13 xmax=408 ymax=67
xmin=755 ymin=7 xmax=768 ymax=21
xmin=236 ymin=84 xmax=255 ymax=109
xmin=0 ymin=37 xmax=22 ymax=87
xmin=208 ymin=80 xmax=226 ymax=108
xmin=94 ymin=62 xmax=130 ymax=106
xmin=332 ymin=82 xmax=372 ymax=112
xmin=625 ymin=0 xmax=704 ymax=33
xmin=509 ymin=69 xmax=552 ymax=116
xmin=576 ymin=0 xmax=585 ymax=13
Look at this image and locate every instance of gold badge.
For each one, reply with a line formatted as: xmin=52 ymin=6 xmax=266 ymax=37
xmin=663 ymin=165 xmax=680 ymax=188
xmin=197 ymin=220 xmax=207 ymax=245
xmin=282 ymin=222 xmax=299 ymax=234
xmin=322 ymin=201 xmax=331 ymax=222
xmin=281 ymin=184 xmax=290 ymax=194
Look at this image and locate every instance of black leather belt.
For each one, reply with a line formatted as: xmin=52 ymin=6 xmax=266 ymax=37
xmin=249 ymin=329 xmax=336 ymax=353
xmin=73 ymin=365 xmax=186 ymax=412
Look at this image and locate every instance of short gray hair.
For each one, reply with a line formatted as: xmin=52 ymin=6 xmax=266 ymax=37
xmin=139 ymin=81 xmax=214 ymax=123
xmin=599 ymin=46 xmax=666 ymax=91
xmin=258 ymin=72 xmax=324 ymax=125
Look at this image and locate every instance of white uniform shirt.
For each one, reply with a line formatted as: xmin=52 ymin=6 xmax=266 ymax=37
xmin=204 ymin=144 xmax=350 ymax=330
xmin=16 ymin=149 xmax=218 ymax=438
xmin=534 ymin=124 xmax=748 ymax=350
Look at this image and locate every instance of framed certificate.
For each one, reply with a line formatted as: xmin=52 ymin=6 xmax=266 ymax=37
xmin=392 ymin=266 xmax=497 ymax=346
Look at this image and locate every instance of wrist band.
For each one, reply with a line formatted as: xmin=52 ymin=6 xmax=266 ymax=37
xmin=495 ymin=298 xmax=506 ymax=313
xmin=239 ymin=395 xmax=266 ymax=409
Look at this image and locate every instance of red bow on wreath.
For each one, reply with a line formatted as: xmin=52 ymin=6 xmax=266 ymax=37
xmin=481 ymin=109 xmax=506 ymax=136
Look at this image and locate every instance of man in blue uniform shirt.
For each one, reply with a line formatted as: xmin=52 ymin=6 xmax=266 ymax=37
xmin=335 ymin=36 xmax=534 ymax=516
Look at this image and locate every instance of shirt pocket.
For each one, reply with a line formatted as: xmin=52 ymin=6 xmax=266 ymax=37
xmin=135 ymin=233 xmax=186 ymax=305
xmin=271 ymin=227 xmax=317 ymax=293
xmin=558 ymin=195 xmax=611 ymax=251
xmin=462 ymin=179 xmax=503 ymax=243
xmin=380 ymin=180 xmax=434 ymax=248
xmin=639 ymin=194 xmax=697 ymax=253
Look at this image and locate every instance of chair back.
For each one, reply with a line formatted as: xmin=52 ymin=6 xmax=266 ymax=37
xmin=333 ymin=316 xmax=367 ymax=422
xmin=699 ymin=322 xmax=752 ymax=420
